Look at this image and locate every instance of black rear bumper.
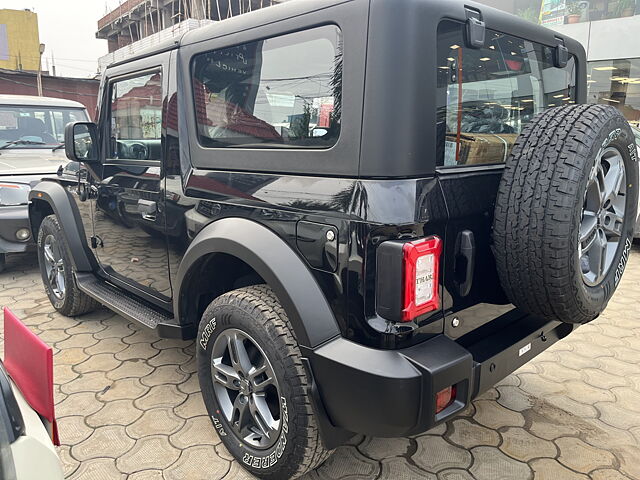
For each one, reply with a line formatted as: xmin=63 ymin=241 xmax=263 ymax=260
xmin=308 ymin=314 xmax=576 ymax=440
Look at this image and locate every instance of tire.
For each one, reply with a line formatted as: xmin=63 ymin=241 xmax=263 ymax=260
xmin=37 ymin=215 xmax=100 ymax=316
xmin=493 ymin=104 xmax=639 ymax=324
xmin=197 ymin=285 xmax=330 ymax=480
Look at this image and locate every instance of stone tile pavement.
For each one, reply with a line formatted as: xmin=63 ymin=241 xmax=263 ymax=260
xmin=1 ymin=245 xmax=639 ymax=479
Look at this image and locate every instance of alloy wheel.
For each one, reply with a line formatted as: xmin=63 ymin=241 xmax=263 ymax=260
xmin=579 ymin=146 xmax=627 ymax=286
xmin=43 ymin=234 xmax=66 ymax=299
xmin=210 ymin=328 xmax=281 ymax=449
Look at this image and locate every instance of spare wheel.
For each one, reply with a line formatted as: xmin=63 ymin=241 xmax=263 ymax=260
xmin=493 ymin=104 xmax=638 ymax=324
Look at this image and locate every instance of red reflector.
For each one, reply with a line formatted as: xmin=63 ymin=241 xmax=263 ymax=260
xmin=435 ymin=385 xmax=456 ymax=414
xmin=3 ymin=307 xmax=59 ymax=445
xmin=401 ymin=236 xmax=442 ymax=322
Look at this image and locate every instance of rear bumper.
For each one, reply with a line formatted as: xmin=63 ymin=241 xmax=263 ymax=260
xmin=0 ymin=206 xmax=33 ymax=254
xmin=308 ymin=315 xmax=576 ymax=438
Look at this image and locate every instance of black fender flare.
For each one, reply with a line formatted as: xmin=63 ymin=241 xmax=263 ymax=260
xmin=28 ymin=180 xmax=96 ymax=272
xmin=175 ymin=217 xmax=341 ymax=348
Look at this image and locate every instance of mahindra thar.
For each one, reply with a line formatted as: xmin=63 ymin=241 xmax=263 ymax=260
xmin=27 ymin=0 xmax=638 ymax=478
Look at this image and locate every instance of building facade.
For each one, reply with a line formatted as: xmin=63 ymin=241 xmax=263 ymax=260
xmin=96 ymin=0 xmax=288 ymax=70
xmin=480 ymin=0 xmax=640 ymax=127
xmin=0 ymin=9 xmax=41 ymax=72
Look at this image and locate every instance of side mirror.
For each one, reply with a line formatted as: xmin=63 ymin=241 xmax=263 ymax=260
xmin=64 ymin=122 xmax=98 ymax=163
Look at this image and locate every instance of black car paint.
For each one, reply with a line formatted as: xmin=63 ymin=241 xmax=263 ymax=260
xmin=28 ymin=0 xmax=588 ymax=443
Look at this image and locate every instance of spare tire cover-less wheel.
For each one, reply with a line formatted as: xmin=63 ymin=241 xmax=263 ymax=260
xmin=493 ymin=104 xmax=639 ymax=324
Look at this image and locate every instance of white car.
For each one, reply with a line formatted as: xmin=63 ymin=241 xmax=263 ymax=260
xmin=0 ymin=361 xmax=64 ymax=480
xmin=633 ymin=126 xmax=640 ymax=239
xmin=0 ymin=94 xmax=89 ymax=272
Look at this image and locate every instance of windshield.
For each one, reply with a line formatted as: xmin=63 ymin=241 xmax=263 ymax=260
xmin=0 ymin=105 xmax=88 ymax=149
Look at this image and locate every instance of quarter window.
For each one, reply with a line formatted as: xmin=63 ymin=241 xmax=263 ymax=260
xmin=191 ymin=25 xmax=342 ymax=149
xmin=436 ymin=21 xmax=577 ymax=167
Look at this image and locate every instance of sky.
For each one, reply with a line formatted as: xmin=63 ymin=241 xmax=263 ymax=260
xmin=3 ymin=0 xmax=123 ymax=78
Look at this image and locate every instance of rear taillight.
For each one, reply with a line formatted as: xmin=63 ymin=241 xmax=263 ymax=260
xmin=435 ymin=385 xmax=457 ymax=414
xmin=401 ymin=236 xmax=442 ymax=322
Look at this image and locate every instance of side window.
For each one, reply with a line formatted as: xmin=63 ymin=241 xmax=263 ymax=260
xmin=109 ymin=71 xmax=163 ymax=160
xmin=436 ymin=21 xmax=577 ymax=167
xmin=191 ymin=25 xmax=342 ymax=149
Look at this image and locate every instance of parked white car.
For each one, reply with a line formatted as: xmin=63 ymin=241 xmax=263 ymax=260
xmin=0 ymin=361 xmax=64 ymax=480
xmin=0 ymin=94 xmax=89 ymax=272
xmin=633 ymin=126 xmax=640 ymax=239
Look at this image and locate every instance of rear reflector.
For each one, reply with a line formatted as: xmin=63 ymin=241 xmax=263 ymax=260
xmin=401 ymin=236 xmax=442 ymax=322
xmin=435 ymin=385 xmax=457 ymax=414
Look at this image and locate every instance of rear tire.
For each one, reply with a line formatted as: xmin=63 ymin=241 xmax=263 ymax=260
xmin=37 ymin=215 xmax=100 ymax=316
xmin=196 ymin=285 xmax=330 ymax=479
xmin=493 ymin=104 xmax=639 ymax=324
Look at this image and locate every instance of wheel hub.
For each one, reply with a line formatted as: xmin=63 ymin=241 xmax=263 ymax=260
xmin=579 ymin=146 xmax=627 ymax=286
xmin=210 ymin=328 xmax=282 ymax=450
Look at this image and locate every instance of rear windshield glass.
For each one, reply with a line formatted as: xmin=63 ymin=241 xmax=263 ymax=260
xmin=436 ymin=21 xmax=577 ymax=167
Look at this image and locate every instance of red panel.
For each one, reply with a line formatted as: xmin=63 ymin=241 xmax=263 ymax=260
xmin=3 ymin=307 xmax=58 ymax=445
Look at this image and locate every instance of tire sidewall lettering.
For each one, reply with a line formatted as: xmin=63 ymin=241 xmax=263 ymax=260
xmin=615 ymin=237 xmax=633 ymax=286
xmin=199 ymin=316 xmax=217 ymax=351
xmin=241 ymin=397 xmax=289 ymax=470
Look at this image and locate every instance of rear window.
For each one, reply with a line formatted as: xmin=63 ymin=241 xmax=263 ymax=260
xmin=436 ymin=21 xmax=577 ymax=167
xmin=191 ymin=25 xmax=342 ymax=150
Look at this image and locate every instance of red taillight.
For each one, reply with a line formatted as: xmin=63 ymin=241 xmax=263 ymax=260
xmin=401 ymin=236 xmax=442 ymax=322
xmin=435 ymin=385 xmax=457 ymax=414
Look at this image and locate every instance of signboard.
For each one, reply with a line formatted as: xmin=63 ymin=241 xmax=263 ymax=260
xmin=540 ymin=0 xmax=567 ymax=26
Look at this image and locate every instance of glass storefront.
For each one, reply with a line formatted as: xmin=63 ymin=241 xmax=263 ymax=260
xmin=485 ymin=0 xmax=639 ymax=25
xmin=587 ymin=59 xmax=640 ymax=127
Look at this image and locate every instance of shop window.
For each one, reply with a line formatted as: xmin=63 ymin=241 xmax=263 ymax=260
xmin=587 ymin=58 xmax=640 ymax=129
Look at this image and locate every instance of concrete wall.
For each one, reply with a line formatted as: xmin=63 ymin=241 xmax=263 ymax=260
xmin=0 ymin=9 xmax=40 ymax=72
xmin=0 ymin=70 xmax=100 ymax=119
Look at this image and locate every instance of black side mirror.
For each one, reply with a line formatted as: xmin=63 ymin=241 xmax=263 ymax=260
xmin=64 ymin=122 xmax=99 ymax=163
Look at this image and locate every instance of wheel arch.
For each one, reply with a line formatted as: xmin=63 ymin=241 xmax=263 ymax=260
xmin=28 ymin=180 xmax=97 ymax=272
xmin=175 ymin=217 xmax=341 ymax=348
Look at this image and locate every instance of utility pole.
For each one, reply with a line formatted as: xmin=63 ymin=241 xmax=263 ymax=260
xmin=37 ymin=43 xmax=45 ymax=96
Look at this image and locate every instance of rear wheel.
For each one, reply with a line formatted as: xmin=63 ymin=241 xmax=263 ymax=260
xmin=37 ymin=215 xmax=99 ymax=316
xmin=197 ymin=285 xmax=330 ymax=479
xmin=493 ymin=104 xmax=639 ymax=324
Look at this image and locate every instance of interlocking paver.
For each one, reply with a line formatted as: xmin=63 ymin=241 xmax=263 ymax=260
xmin=556 ymin=436 xmax=616 ymax=474
xmin=164 ymin=445 xmax=230 ymax=480
xmin=499 ymin=427 xmax=557 ymax=462
xmin=1 ymin=244 xmax=639 ymax=480
xmin=126 ymin=407 xmax=185 ymax=438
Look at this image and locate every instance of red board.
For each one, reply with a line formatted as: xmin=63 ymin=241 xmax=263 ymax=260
xmin=3 ymin=307 xmax=59 ymax=445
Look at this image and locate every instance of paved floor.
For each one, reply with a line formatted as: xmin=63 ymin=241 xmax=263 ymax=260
xmin=1 ymin=246 xmax=639 ymax=480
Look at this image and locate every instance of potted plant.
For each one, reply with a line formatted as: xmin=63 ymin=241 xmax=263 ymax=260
xmin=566 ymin=2 xmax=582 ymax=23
xmin=617 ymin=0 xmax=636 ymax=17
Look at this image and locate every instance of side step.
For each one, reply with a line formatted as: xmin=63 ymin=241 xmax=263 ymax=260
xmin=75 ymin=273 xmax=193 ymax=339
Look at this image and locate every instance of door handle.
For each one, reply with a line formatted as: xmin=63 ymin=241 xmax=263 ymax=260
xmin=454 ymin=230 xmax=475 ymax=297
xmin=137 ymin=199 xmax=157 ymax=222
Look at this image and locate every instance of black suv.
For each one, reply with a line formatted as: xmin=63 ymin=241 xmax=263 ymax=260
xmin=28 ymin=0 xmax=638 ymax=478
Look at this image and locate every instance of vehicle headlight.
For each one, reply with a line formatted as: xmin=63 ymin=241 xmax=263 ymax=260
xmin=0 ymin=183 xmax=30 ymax=206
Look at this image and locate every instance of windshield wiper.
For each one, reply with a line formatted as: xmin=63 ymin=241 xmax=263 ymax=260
xmin=0 ymin=139 xmax=47 ymax=150
xmin=52 ymin=143 xmax=65 ymax=152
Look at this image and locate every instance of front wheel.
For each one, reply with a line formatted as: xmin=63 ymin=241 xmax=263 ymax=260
xmin=197 ymin=285 xmax=330 ymax=480
xmin=37 ymin=215 xmax=99 ymax=316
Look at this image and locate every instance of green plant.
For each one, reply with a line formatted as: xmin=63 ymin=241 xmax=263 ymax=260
xmin=615 ymin=0 xmax=636 ymax=16
xmin=517 ymin=5 xmax=540 ymax=23
xmin=566 ymin=2 xmax=582 ymax=15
